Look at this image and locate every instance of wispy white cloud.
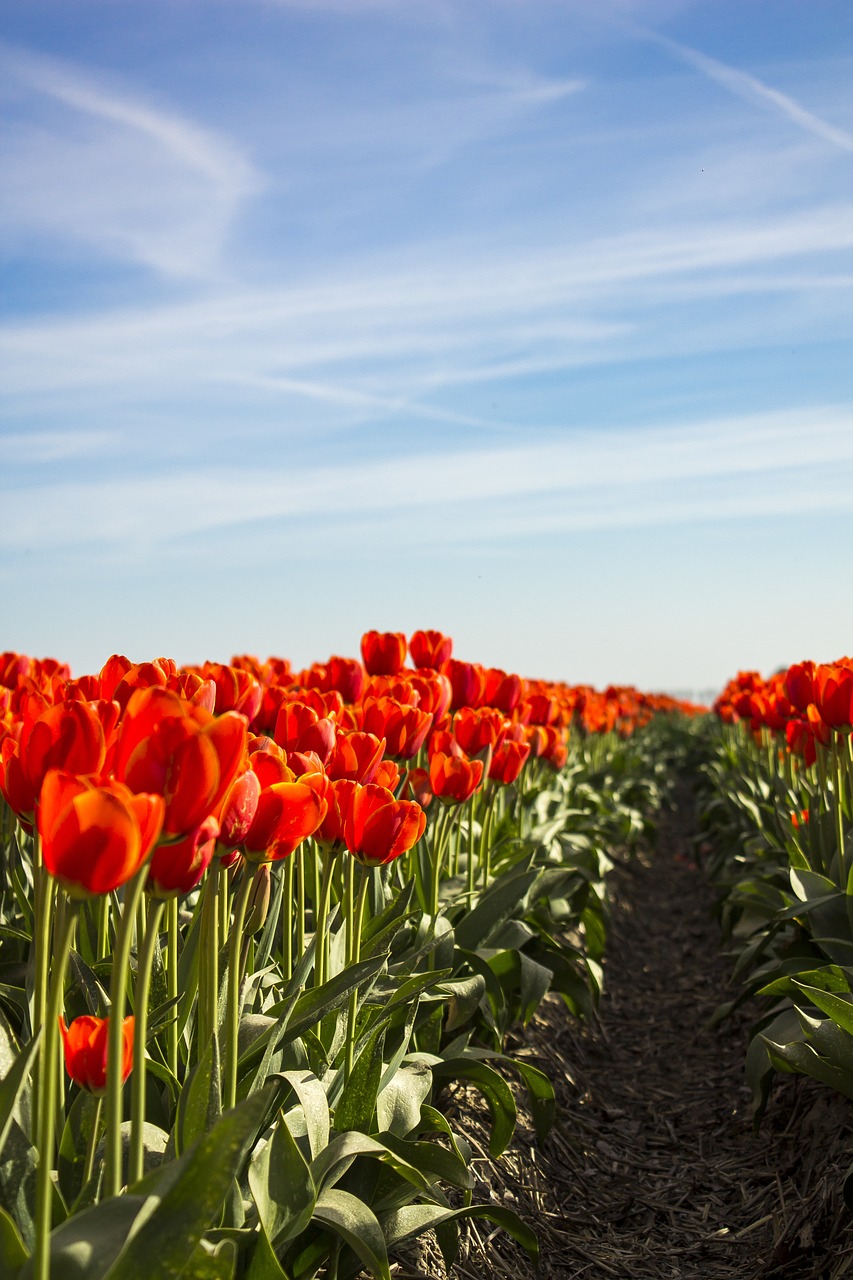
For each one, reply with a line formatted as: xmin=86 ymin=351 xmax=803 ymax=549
xmin=0 ymin=42 xmax=260 ymax=276
xmin=3 ymin=406 xmax=850 ymax=554
xmin=1 ymin=204 xmax=849 ymax=412
xmin=642 ymin=29 xmax=853 ymax=152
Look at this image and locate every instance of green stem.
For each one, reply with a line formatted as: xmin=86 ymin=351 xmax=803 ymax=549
xmin=314 ymin=854 xmax=336 ymax=989
xmin=166 ymin=896 xmax=180 ymax=1079
xmin=129 ymin=896 xmax=165 ymax=1186
xmin=224 ymin=865 xmax=256 ymax=1111
xmin=295 ymin=846 xmax=306 ymax=960
xmin=344 ymin=864 xmax=371 ymax=1081
xmin=34 ymin=897 xmax=79 ymax=1280
xmin=198 ymin=868 xmax=220 ymax=1050
xmin=31 ymin=850 xmax=56 ymax=1143
xmin=282 ymin=855 xmax=294 ymax=982
xmin=104 ymin=870 xmax=149 ymax=1198
xmin=81 ymin=1096 xmax=103 ymax=1191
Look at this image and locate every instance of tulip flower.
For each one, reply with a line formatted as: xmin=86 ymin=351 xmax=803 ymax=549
xmin=443 ymin=660 xmax=486 ymax=711
xmin=361 ymin=631 xmax=407 ymax=677
xmin=429 ymin=751 xmax=484 ymax=805
xmin=146 ymin=815 xmax=220 ymax=896
xmin=453 ymin=707 xmax=506 ymax=755
xmin=0 ymin=697 xmax=112 ymax=822
xmin=489 ymin=739 xmax=531 ymax=785
xmin=326 ymin=656 xmax=366 ymax=704
xmin=814 ymin=663 xmax=853 ymax=729
xmin=361 ymin=697 xmax=431 ymax=760
xmin=114 ymin=687 xmax=246 ymax=836
xmin=326 ymin=731 xmax=386 ymax=785
xmin=59 ymin=1015 xmax=134 ymax=1095
xmin=38 ymin=770 xmax=164 ymax=897
xmin=343 ymin=783 xmax=426 ymax=866
xmin=242 ymin=774 xmax=328 ymax=862
xmin=409 ymin=630 xmax=452 ymax=670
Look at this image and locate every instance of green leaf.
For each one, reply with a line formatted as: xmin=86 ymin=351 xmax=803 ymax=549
xmin=276 ymin=1071 xmax=330 ymax=1162
xmin=244 ymin=1227 xmax=292 ymax=1280
xmin=182 ymin=1238 xmax=238 ymax=1280
xmin=18 ymin=1196 xmax=149 ymax=1280
xmin=249 ymin=1116 xmax=316 ymax=1248
xmin=430 ymin=1058 xmax=516 ymax=1157
xmin=104 ymin=1086 xmax=275 ymax=1280
xmin=0 ymin=1032 xmax=39 ymax=1157
xmin=0 ymin=1205 xmax=27 ymax=1276
xmin=334 ymin=1028 xmax=385 ymax=1134
xmin=176 ymin=1033 xmax=221 ymax=1156
xmin=375 ymin=1063 xmax=432 ymax=1138
xmin=378 ymin=1201 xmax=538 ymax=1261
xmin=437 ymin=976 xmax=485 ymax=1033
xmin=312 ymin=1188 xmax=390 ymax=1280
xmin=453 ymin=866 xmax=539 ymax=951
xmin=791 ymin=982 xmax=853 ymax=1035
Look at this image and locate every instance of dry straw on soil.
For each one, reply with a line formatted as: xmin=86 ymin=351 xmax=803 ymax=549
xmin=383 ymin=803 xmax=853 ymax=1280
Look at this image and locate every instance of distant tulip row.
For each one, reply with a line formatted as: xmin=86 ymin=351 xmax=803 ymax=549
xmin=701 ymin=653 xmax=852 ymax=1120
xmin=0 ymin=633 xmax=701 ymax=1280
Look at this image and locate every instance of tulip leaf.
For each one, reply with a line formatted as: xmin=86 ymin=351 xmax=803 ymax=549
xmin=375 ymin=1062 xmax=432 ymax=1138
xmin=312 ymin=1188 xmax=390 ymax=1280
xmin=0 ymin=1205 xmax=27 ymax=1275
xmin=17 ymin=1195 xmax=149 ymax=1280
xmin=248 ymin=1117 xmax=316 ymax=1248
xmin=244 ymin=1227 xmax=291 ymax=1280
xmin=175 ymin=1032 xmax=221 ymax=1156
xmin=378 ymin=1201 xmax=538 ymax=1263
xmin=429 ymin=1058 xmax=516 ymax=1157
xmin=332 ymin=1027 xmax=385 ymax=1133
xmin=453 ymin=866 xmax=539 ymax=951
xmin=57 ymin=1087 xmax=101 ymax=1207
xmin=0 ymin=1031 xmax=39 ymax=1159
xmin=791 ymin=982 xmax=853 ymax=1034
xmin=104 ymin=1086 xmax=275 ymax=1280
xmin=276 ymin=1070 xmax=330 ymax=1161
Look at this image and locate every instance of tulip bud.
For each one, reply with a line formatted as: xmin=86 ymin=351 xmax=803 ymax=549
xmin=244 ymin=863 xmax=271 ymax=934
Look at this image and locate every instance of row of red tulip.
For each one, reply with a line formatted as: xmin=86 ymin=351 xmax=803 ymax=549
xmin=713 ymin=657 xmax=853 ymax=765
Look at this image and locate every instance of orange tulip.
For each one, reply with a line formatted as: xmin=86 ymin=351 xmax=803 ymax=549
xmin=39 ymin=770 xmax=164 ymax=896
xmin=59 ymin=1015 xmax=134 ymax=1095
xmin=489 ymin=739 xmax=530 ymax=785
xmin=361 ymin=631 xmax=407 ymax=677
xmin=0 ymin=697 xmax=111 ymax=821
xmin=242 ymin=772 xmax=328 ymax=862
xmin=343 ymin=783 xmax=426 ymax=866
xmin=361 ymin=697 xmax=431 ymax=760
xmin=114 ymin=688 xmax=246 ymax=836
xmin=147 ymin=814 xmax=220 ymax=896
xmin=409 ymin=630 xmax=452 ymax=670
xmin=429 ymin=752 xmax=484 ymax=804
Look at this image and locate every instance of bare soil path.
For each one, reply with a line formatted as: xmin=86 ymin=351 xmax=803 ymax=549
xmin=414 ymin=798 xmax=853 ymax=1280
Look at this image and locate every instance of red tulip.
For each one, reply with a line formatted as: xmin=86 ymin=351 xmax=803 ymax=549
xmin=453 ymin=707 xmax=506 ymax=755
xmin=429 ymin=752 xmax=484 ymax=804
xmin=361 ymin=697 xmax=431 ymax=760
xmin=489 ymin=739 xmax=530 ymax=785
xmin=813 ymin=663 xmax=853 ymax=729
xmin=59 ymin=1015 xmax=134 ymax=1095
xmin=243 ymin=773 xmax=328 ymax=862
xmin=114 ymin=688 xmax=246 ymax=836
xmin=409 ymin=630 xmax=452 ymax=670
xmin=326 ymin=656 xmax=366 ymax=705
xmin=361 ymin=631 xmax=407 ymax=677
xmin=343 ymin=783 xmax=426 ymax=866
xmin=39 ymin=770 xmax=164 ymax=896
xmin=147 ymin=814 xmax=220 ymax=896
xmin=784 ymin=661 xmax=816 ymax=714
xmin=0 ymin=697 xmax=111 ymax=821
xmin=443 ymin=660 xmax=486 ymax=711
xmin=327 ymin=731 xmax=386 ymax=785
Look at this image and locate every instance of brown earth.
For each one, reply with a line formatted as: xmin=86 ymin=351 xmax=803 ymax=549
xmin=395 ymin=800 xmax=853 ymax=1280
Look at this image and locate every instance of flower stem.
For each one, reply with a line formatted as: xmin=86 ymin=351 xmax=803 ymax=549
xmin=104 ymin=870 xmax=149 ymax=1199
xmin=34 ymin=896 xmax=79 ymax=1280
xmin=224 ymin=864 xmax=255 ymax=1111
xmin=344 ymin=864 xmax=370 ymax=1081
xmin=129 ymin=896 xmax=165 ymax=1186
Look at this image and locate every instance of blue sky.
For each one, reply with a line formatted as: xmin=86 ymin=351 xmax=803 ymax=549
xmin=1 ymin=0 xmax=851 ymax=697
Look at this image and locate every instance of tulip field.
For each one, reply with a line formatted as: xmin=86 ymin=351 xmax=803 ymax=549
xmin=0 ymin=636 xmax=850 ymax=1279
